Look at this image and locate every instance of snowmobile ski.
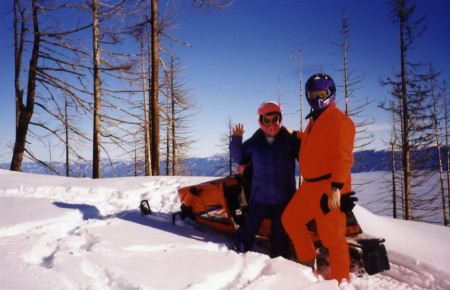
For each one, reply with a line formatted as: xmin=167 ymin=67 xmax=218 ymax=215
xmin=140 ymin=199 xmax=152 ymax=216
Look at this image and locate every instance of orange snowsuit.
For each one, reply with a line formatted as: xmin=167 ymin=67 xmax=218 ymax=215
xmin=282 ymin=102 xmax=355 ymax=283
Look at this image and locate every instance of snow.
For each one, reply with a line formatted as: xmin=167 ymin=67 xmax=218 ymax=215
xmin=0 ymin=169 xmax=449 ymax=290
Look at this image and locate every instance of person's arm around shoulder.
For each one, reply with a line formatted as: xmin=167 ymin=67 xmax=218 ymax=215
xmin=285 ymin=128 xmax=301 ymax=160
xmin=293 ymin=130 xmax=301 ymax=159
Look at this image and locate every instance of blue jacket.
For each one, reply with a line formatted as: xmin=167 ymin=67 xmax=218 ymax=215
xmin=229 ymin=127 xmax=300 ymax=206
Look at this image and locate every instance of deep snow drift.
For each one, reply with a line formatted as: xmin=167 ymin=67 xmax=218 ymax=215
xmin=0 ymin=169 xmax=449 ymax=289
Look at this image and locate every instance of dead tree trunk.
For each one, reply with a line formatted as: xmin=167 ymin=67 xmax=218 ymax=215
xmin=171 ymin=86 xmax=177 ymax=174
xmin=398 ymin=0 xmax=412 ymax=220
xmin=65 ymin=96 xmax=70 ymax=177
xmin=341 ymin=14 xmax=350 ymax=115
xmin=434 ymin=80 xmax=449 ymax=226
xmin=391 ymin=142 xmax=398 ymax=218
xmin=444 ymin=82 xmax=450 ymax=224
xmin=150 ymin=0 xmax=160 ymax=175
xmin=11 ymin=0 xmax=40 ymax=171
xmin=140 ymin=37 xmax=151 ymax=176
xmin=291 ymin=49 xmax=304 ymax=130
xmin=92 ymin=0 xmax=101 ymax=178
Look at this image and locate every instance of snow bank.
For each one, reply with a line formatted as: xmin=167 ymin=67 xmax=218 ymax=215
xmin=0 ymin=169 xmax=449 ymax=289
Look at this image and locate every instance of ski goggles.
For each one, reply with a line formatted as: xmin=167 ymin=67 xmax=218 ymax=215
xmin=307 ymin=89 xmax=331 ymax=101
xmin=262 ymin=114 xmax=281 ymax=126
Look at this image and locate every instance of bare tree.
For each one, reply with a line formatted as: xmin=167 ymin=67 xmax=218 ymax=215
xmin=88 ymin=0 xmax=144 ymax=178
xmin=385 ymin=0 xmax=427 ymax=220
xmin=91 ymin=0 xmax=102 ymax=178
xmin=149 ymin=0 xmax=161 ymax=175
xmin=31 ymin=87 xmax=90 ymax=177
xmin=216 ymin=117 xmax=235 ymax=176
xmin=130 ymin=0 xmax=194 ymax=176
xmin=148 ymin=0 xmax=233 ymax=175
xmin=139 ymin=34 xmax=151 ymax=175
xmin=382 ymin=64 xmax=443 ymax=222
xmin=290 ymin=48 xmax=304 ymax=131
xmin=428 ymin=65 xmax=448 ymax=226
xmin=10 ymin=0 xmax=230 ymax=178
xmin=336 ymin=13 xmax=374 ymax=151
xmin=160 ymin=48 xmax=196 ymax=175
xmin=443 ymin=81 xmax=450 ymax=224
xmin=128 ymin=4 xmax=155 ymax=176
xmin=11 ymin=0 xmax=41 ymax=171
xmin=11 ymin=0 xmax=92 ymax=172
xmin=333 ymin=13 xmax=379 ymax=217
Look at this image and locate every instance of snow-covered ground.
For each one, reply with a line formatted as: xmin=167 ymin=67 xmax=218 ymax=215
xmin=0 ymin=169 xmax=449 ymax=290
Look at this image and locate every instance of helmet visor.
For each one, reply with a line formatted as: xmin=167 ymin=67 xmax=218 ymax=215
xmin=307 ymin=89 xmax=330 ymax=101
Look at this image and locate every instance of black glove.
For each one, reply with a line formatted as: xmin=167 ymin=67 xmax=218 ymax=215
xmin=320 ymin=191 xmax=358 ymax=215
xmin=320 ymin=193 xmax=331 ymax=215
xmin=340 ymin=191 xmax=358 ymax=213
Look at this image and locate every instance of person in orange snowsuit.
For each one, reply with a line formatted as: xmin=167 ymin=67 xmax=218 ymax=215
xmin=282 ymin=73 xmax=356 ymax=283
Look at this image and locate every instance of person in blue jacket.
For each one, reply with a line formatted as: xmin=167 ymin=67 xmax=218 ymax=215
xmin=230 ymin=101 xmax=300 ymax=258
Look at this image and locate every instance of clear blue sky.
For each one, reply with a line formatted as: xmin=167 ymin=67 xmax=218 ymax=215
xmin=1 ymin=0 xmax=450 ymax=162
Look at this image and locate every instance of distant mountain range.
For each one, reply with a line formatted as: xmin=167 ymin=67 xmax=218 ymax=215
xmin=0 ymin=156 xmax=232 ymax=178
xmin=1 ymin=147 xmax=448 ymax=177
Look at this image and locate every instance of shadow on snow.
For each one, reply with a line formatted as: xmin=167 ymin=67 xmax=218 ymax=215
xmin=118 ymin=210 xmax=234 ymax=246
xmin=51 ymin=201 xmax=234 ymax=247
xmin=53 ymin=202 xmax=102 ymax=220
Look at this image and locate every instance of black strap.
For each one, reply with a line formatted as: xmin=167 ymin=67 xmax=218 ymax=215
xmin=304 ymin=173 xmax=331 ymax=182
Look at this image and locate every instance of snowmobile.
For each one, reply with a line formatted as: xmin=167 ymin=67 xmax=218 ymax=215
xmin=140 ymin=172 xmax=390 ymax=277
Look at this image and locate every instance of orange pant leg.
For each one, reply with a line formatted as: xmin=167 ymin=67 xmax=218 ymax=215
xmin=282 ymin=184 xmax=317 ymax=262
xmin=282 ymin=180 xmax=350 ymax=283
xmin=315 ymin=202 xmax=349 ymax=282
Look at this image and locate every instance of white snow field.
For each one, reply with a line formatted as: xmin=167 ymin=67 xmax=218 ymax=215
xmin=0 ymin=169 xmax=449 ymax=289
